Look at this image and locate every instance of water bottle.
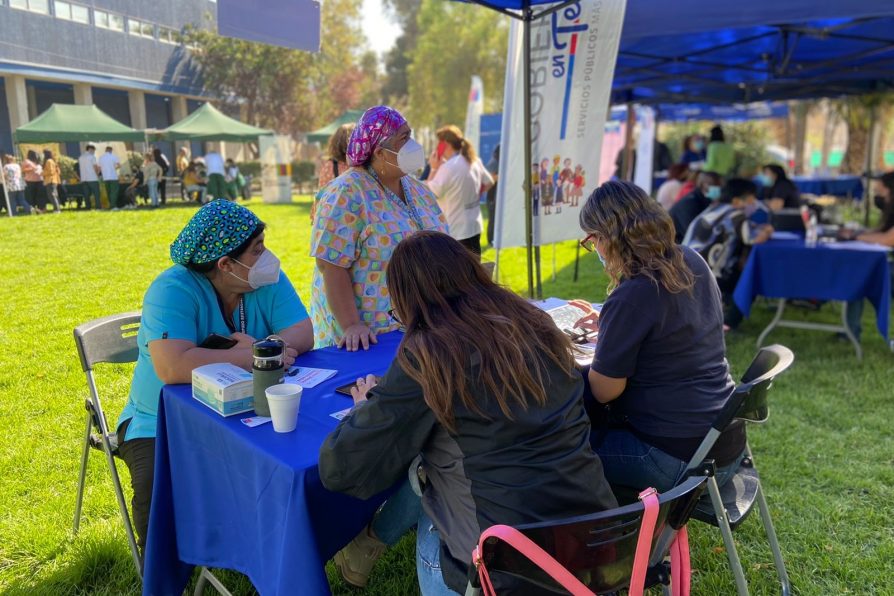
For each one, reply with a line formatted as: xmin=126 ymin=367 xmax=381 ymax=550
xmin=806 ymin=212 xmax=818 ymax=248
xmin=252 ymin=337 xmax=285 ymax=417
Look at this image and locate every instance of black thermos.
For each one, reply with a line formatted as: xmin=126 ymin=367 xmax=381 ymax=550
xmin=252 ymin=337 xmax=285 ymax=417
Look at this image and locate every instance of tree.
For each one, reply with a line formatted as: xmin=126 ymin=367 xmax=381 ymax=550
xmin=184 ymin=0 xmax=374 ymax=135
xmin=381 ymin=0 xmax=422 ymax=104
xmin=835 ymin=93 xmax=894 ymax=174
xmin=406 ymin=0 xmax=508 ymax=132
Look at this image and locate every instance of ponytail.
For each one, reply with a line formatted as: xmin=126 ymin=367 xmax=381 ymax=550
xmin=436 ymin=124 xmax=476 ymax=164
xmin=459 ymin=138 xmax=476 ymax=164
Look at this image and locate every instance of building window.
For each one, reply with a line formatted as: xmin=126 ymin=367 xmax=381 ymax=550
xmin=128 ymin=18 xmax=156 ymax=39
xmin=9 ymin=0 xmax=50 ymax=13
xmin=95 ymin=9 xmax=124 ymax=32
xmin=54 ymin=0 xmax=89 ymax=24
xmin=158 ymin=26 xmax=179 ymax=45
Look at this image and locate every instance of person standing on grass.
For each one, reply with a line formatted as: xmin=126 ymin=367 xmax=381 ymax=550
xmin=116 ymin=200 xmax=314 ymax=557
xmin=203 ymin=147 xmax=227 ymax=201
xmin=176 ymin=146 xmax=190 ymax=200
xmin=142 ymin=152 xmax=163 ymax=208
xmin=21 ymin=150 xmax=46 ymax=214
xmin=152 ymin=148 xmax=170 ymax=206
xmin=426 ymin=124 xmax=493 ymax=258
xmin=98 ymin=146 xmax=121 ymax=209
xmin=42 ymin=149 xmax=62 ymax=213
xmin=3 ymin=154 xmax=31 ymax=215
xmin=78 ymin=144 xmax=101 ymax=210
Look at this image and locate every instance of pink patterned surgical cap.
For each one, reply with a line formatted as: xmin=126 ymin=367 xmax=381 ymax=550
xmin=346 ymin=106 xmax=408 ymax=167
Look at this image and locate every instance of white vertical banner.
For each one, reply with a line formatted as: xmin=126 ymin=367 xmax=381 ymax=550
xmin=260 ymin=135 xmax=292 ymax=203
xmin=464 ymin=75 xmax=484 ymax=154
xmin=494 ymin=0 xmax=628 ymax=249
xmin=634 ymin=105 xmax=655 ymax=193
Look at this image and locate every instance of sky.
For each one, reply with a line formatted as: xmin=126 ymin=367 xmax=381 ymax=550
xmin=361 ymin=0 xmax=401 ymax=56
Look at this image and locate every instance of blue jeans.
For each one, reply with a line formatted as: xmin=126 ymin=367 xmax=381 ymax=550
xmin=8 ymin=189 xmax=30 ymax=215
xmin=846 ymin=260 xmax=894 ymax=341
xmin=594 ymin=429 xmax=743 ymax=493
xmin=416 ymin=510 xmax=462 ymax=596
xmin=147 ymin=178 xmax=159 ymax=207
xmin=371 ymin=478 xmax=422 ymax=546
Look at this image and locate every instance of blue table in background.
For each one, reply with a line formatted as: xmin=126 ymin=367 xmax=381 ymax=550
xmin=733 ymin=239 xmax=891 ymax=359
xmin=792 ymin=175 xmax=863 ymax=199
xmin=142 ymin=332 xmax=404 ymax=596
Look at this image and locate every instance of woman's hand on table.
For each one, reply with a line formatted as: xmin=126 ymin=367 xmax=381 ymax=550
xmin=229 ymin=332 xmax=257 ymax=349
xmin=350 ymin=374 xmax=378 ymax=405
xmin=282 ymin=346 xmax=298 ymax=368
xmin=568 ymin=299 xmax=600 ymax=334
xmin=338 ymin=323 xmax=378 ymax=352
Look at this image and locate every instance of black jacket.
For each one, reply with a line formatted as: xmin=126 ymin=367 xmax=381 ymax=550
xmin=669 ymin=190 xmax=711 ymax=243
xmin=319 ymin=350 xmax=617 ymax=592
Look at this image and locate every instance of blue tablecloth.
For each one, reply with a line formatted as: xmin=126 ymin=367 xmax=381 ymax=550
xmin=142 ymin=332 xmax=404 ymax=596
xmin=792 ymin=175 xmax=863 ymax=198
xmin=733 ymin=240 xmax=891 ymax=340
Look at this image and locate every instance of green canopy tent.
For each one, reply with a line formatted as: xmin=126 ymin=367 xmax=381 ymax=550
xmin=14 ymin=104 xmax=145 ymax=143
xmin=5 ymin=104 xmax=145 ymax=217
xmin=306 ymin=109 xmax=363 ymax=145
xmin=152 ymin=103 xmax=272 ymax=142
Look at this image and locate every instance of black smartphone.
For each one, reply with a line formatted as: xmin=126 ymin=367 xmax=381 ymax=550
xmin=335 ymin=376 xmax=381 ymax=397
xmin=199 ymin=333 xmax=238 ymax=350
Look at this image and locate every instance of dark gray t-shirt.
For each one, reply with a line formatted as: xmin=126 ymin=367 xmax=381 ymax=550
xmin=592 ymin=246 xmax=735 ymax=440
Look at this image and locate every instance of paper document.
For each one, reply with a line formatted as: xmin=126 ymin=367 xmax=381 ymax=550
xmin=330 ymin=407 xmax=352 ymax=421
xmin=283 ymin=366 xmax=338 ymax=388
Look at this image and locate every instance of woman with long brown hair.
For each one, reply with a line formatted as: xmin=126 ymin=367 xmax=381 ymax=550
xmin=574 ymin=180 xmax=745 ymax=493
xmin=426 ymin=125 xmax=493 ymax=256
xmin=319 ymin=231 xmax=616 ymax=594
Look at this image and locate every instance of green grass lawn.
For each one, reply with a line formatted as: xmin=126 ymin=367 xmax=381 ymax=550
xmin=0 ymin=196 xmax=892 ymax=595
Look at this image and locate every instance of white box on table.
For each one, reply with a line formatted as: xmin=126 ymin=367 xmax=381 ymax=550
xmin=191 ymin=363 xmax=254 ymax=416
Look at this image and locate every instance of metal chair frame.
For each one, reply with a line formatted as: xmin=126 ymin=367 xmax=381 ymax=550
xmin=72 ymin=312 xmax=232 ymax=595
xmin=678 ymin=344 xmax=795 ymax=596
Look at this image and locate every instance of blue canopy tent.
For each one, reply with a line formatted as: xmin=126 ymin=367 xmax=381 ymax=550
xmin=462 ymin=0 xmax=894 ymax=296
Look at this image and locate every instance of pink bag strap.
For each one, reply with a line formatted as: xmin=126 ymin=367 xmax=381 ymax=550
xmin=472 ymin=525 xmax=594 ymax=596
xmin=629 ymin=487 xmax=660 ymax=596
xmin=669 ymin=525 xmax=691 ymax=596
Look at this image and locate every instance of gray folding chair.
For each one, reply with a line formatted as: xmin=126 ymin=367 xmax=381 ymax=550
xmin=679 ymin=344 xmax=795 ymax=596
xmin=73 ymin=312 xmax=143 ymax=577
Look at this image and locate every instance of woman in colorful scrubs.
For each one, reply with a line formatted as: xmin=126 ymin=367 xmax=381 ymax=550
xmin=116 ymin=200 xmax=313 ymax=555
xmin=310 ymin=105 xmax=447 ymax=350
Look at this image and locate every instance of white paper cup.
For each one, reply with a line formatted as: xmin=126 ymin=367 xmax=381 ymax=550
xmin=265 ymin=384 xmax=302 ymax=433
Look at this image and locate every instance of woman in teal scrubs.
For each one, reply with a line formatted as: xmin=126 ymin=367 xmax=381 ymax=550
xmin=116 ymin=200 xmax=314 ymax=555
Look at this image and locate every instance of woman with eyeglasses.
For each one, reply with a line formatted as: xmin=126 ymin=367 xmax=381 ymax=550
xmin=319 ymin=231 xmax=616 ymax=594
xmin=574 ymin=180 xmax=745 ymax=493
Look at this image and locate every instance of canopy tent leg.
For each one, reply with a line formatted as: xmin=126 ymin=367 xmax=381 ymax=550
xmin=863 ymin=104 xmax=879 ymax=227
xmin=623 ymin=101 xmax=636 ymax=181
xmin=522 ymin=8 xmax=535 ymax=298
xmin=2 ymin=175 xmax=11 ymax=218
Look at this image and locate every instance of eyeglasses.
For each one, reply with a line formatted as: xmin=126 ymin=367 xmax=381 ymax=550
xmin=579 ymin=233 xmax=598 ymax=253
xmin=388 ymin=309 xmax=403 ymax=325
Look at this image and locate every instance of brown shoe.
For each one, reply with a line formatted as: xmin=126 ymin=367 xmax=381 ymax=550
xmin=333 ymin=525 xmax=387 ymax=588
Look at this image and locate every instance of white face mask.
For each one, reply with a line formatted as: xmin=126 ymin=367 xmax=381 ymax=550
xmin=230 ymin=249 xmax=281 ymax=289
xmin=382 ymin=139 xmax=425 ymax=175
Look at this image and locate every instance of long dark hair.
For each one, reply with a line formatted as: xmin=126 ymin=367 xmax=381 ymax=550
xmin=878 ymin=172 xmax=894 ymax=232
xmin=26 ymin=150 xmax=39 ymax=163
xmin=43 ymin=149 xmax=54 ymax=162
xmin=763 ymin=164 xmax=789 ymax=183
xmin=580 ymin=180 xmax=695 ymax=294
xmin=386 ymin=231 xmax=577 ymax=432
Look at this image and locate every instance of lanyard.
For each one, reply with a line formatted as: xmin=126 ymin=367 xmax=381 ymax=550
xmin=217 ymin=292 xmax=246 ymax=334
xmin=367 ymin=168 xmax=425 ymax=230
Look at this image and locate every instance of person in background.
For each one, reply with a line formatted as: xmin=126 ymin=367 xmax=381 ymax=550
xmin=683 ymin=179 xmax=774 ymax=332
xmin=704 ymin=125 xmax=735 ymax=177
xmin=182 ymin=162 xmax=207 ymax=204
xmin=176 ymin=146 xmax=190 ymax=200
xmin=123 ymin=164 xmax=145 ymax=208
xmin=319 ymin=231 xmax=616 ymax=593
xmin=204 ymin=147 xmax=227 ymax=201
xmin=655 ymin=163 xmax=689 ymax=210
xmin=614 ymin=138 xmax=674 ymax=180
xmin=681 ymin=134 xmax=707 ymax=165
xmin=668 ymin=170 xmax=722 ymax=243
xmin=153 ymin=147 xmax=170 ymax=206
xmin=675 ymin=168 xmax=699 ymax=202
xmin=426 ymin=124 xmax=493 ymax=257
xmin=317 ymin=123 xmax=354 ymax=190
xmin=312 ymin=124 xmax=355 ymax=221
xmin=310 ymin=105 xmax=447 ymax=350
xmin=224 ymin=159 xmax=243 ymax=201
xmin=573 ymin=180 xmax=745 ymax=492
xmin=78 ymin=144 xmax=101 ymax=210
xmin=41 ymin=149 xmax=62 ymax=213
xmin=759 ymin=164 xmax=801 ymax=211
xmin=3 ymin=154 xmax=31 ymax=215
xmin=142 ymin=152 xmax=163 ymax=208
xmin=22 ymin=150 xmax=46 ymax=214
xmin=485 ymin=144 xmax=500 ymax=246
xmin=116 ymin=200 xmax=313 ymax=557
xmin=842 ymin=171 xmax=894 ymax=341
xmin=98 ymin=146 xmax=121 ymax=210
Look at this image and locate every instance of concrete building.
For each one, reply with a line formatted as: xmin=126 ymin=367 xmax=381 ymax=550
xmin=0 ymin=0 xmax=215 ymax=157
